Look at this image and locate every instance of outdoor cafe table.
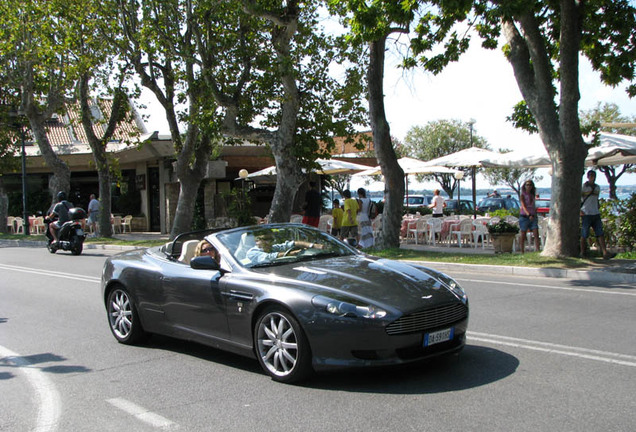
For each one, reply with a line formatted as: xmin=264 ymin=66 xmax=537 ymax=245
xmin=441 ymin=217 xmax=491 ymax=243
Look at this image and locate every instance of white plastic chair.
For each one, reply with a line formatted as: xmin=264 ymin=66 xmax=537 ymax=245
xmin=318 ymin=215 xmax=332 ymax=232
xmin=7 ymin=216 xmax=15 ymax=234
xmin=472 ymin=220 xmax=490 ymax=249
xmin=408 ymin=218 xmax=428 ymax=244
xmin=539 ymin=217 xmax=550 ymax=249
xmin=111 ymin=216 xmax=122 ymax=234
xmin=14 ymin=217 xmax=24 ymax=234
xmin=121 ymin=215 xmax=133 ymax=233
xmin=451 ymin=218 xmax=474 ymax=248
xmin=426 ymin=218 xmax=443 ymax=245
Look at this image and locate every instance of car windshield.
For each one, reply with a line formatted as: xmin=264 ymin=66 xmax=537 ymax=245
xmin=478 ymin=198 xmax=502 ymax=208
xmin=405 ymin=196 xmax=424 ymax=205
xmin=216 ymin=224 xmax=357 ymax=268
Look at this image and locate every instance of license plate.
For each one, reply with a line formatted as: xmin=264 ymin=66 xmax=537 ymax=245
xmin=424 ymin=327 xmax=454 ymax=347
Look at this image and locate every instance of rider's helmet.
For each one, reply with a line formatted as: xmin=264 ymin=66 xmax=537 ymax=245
xmin=57 ymin=191 xmax=66 ymax=202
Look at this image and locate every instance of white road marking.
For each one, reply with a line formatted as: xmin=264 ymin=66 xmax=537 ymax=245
xmin=0 ymin=263 xmax=100 ymax=283
xmin=457 ymin=277 xmax=636 ymax=297
xmin=107 ymin=398 xmax=178 ymax=429
xmin=0 ymin=345 xmax=61 ymax=432
xmin=468 ymin=331 xmax=636 ymax=367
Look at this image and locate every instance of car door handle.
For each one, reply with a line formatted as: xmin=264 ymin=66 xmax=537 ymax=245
xmin=222 ymin=290 xmax=253 ymax=301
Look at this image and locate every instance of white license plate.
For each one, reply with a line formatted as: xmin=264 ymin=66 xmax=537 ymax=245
xmin=424 ymin=327 xmax=454 ymax=347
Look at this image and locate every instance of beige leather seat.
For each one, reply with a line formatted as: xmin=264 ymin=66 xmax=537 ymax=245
xmin=179 ymin=240 xmax=200 ymax=264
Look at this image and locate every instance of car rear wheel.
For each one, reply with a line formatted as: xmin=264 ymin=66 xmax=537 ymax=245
xmin=254 ymin=306 xmax=312 ymax=383
xmin=107 ymin=286 xmax=146 ymax=345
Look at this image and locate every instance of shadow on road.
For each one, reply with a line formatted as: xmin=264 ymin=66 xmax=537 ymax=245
xmin=139 ymin=336 xmax=518 ymax=394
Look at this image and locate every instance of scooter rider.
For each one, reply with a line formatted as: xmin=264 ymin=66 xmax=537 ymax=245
xmin=48 ymin=191 xmax=73 ymax=245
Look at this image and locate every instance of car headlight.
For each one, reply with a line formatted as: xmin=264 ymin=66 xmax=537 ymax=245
xmin=437 ymin=273 xmax=466 ymax=299
xmin=312 ymin=295 xmax=387 ymax=319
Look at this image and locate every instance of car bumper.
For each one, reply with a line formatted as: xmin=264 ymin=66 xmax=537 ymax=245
xmin=306 ymin=316 xmax=468 ymax=371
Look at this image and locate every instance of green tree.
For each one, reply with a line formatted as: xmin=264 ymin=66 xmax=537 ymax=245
xmin=470 ymin=0 xmax=636 ymax=258
xmin=404 ymin=120 xmax=489 ymax=198
xmin=114 ymin=0 xmax=223 ymax=238
xmin=580 ymin=102 xmax=635 ymax=199
xmin=0 ymin=0 xmax=76 ymax=202
xmin=0 ymin=101 xmax=22 ymax=232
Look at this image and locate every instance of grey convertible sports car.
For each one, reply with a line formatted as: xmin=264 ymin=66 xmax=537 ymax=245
xmin=102 ymin=223 xmax=469 ymax=383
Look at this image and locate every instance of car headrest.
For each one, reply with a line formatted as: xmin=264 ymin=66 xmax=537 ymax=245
xmin=179 ymin=240 xmax=200 ymax=264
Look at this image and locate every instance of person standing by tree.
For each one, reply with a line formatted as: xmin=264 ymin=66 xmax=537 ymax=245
xmin=301 ymin=181 xmax=321 ymax=228
xmin=356 ymin=188 xmax=374 ymax=248
xmin=87 ymin=193 xmax=100 ymax=236
xmin=331 ymin=199 xmax=343 ymax=237
xmin=519 ymin=180 xmax=540 ymax=253
xmin=580 ymin=170 xmax=614 ymax=260
xmin=340 ymin=190 xmax=359 ymax=243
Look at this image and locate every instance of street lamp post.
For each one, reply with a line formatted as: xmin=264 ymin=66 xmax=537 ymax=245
xmin=19 ymin=124 xmax=29 ymax=235
xmin=454 ymin=171 xmax=464 ymax=219
xmin=238 ymin=168 xmax=249 ymax=213
xmin=468 ymin=119 xmax=476 ymax=219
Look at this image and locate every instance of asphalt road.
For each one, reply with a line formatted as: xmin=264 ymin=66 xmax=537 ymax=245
xmin=1 ymin=245 xmax=635 ymax=432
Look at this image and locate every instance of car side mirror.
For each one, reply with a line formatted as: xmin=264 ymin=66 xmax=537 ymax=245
xmin=190 ymin=256 xmax=220 ymax=271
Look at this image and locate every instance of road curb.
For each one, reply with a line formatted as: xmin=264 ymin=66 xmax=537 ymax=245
xmin=406 ymin=260 xmax=636 ymax=284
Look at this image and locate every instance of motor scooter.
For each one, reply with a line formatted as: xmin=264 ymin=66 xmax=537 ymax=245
xmin=45 ymin=207 xmax=87 ymax=255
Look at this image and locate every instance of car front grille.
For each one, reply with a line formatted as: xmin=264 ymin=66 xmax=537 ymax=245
xmin=385 ymin=302 xmax=468 ymax=335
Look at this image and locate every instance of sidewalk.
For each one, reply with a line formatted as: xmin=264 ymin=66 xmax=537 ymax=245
xmin=2 ymin=232 xmax=635 ymax=284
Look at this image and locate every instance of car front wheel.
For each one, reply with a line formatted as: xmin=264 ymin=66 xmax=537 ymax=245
xmin=106 ymin=286 xmax=146 ymax=345
xmin=254 ymin=306 xmax=312 ymax=383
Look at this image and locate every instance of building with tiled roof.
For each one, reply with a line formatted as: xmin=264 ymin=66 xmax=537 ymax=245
xmin=6 ymin=100 xmax=376 ymax=233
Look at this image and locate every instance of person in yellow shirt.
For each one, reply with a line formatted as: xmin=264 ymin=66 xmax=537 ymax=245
xmin=340 ymin=190 xmax=359 ymax=241
xmin=331 ymin=199 xmax=343 ymax=237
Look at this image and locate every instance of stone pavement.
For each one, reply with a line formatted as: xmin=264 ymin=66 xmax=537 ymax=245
xmin=2 ymin=232 xmax=635 ymax=284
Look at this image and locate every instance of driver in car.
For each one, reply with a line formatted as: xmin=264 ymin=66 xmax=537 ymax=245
xmin=247 ymin=232 xmax=322 ymax=265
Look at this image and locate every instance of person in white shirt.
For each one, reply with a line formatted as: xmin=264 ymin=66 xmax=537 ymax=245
xmin=580 ymin=170 xmax=614 ymax=259
xmin=428 ymin=189 xmax=446 ymax=218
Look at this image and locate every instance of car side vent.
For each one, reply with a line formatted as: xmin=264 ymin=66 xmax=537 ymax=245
xmin=386 ymin=303 xmax=468 ymax=335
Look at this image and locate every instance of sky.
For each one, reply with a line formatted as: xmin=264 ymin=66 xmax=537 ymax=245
xmin=139 ymin=31 xmax=635 ymax=192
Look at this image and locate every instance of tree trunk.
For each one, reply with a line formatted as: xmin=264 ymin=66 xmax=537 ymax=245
xmin=367 ymin=37 xmax=404 ymax=249
xmin=170 ymin=132 xmax=212 ymax=238
xmin=170 ymin=175 xmax=200 ymax=237
xmin=502 ymin=4 xmax=587 ymax=258
xmin=25 ymin=115 xmax=71 ymax=204
xmin=0 ymin=178 xmax=8 ymax=234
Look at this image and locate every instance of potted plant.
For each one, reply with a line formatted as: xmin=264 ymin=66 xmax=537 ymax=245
xmin=487 ymin=220 xmax=519 ymax=253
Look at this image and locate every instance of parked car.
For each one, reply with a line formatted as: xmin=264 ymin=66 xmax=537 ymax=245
xmin=535 ymin=198 xmax=550 ymax=216
xmin=476 ymin=197 xmax=520 ymax=213
xmin=102 ymin=224 xmax=469 ymax=383
xmin=444 ymin=199 xmax=475 ymax=214
xmin=404 ymin=195 xmax=433 ymax=208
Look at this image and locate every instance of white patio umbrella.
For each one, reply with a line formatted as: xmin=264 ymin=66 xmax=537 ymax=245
xmin=421 ymin=147 xmax=500 ymax=217
xmin=244 ymin=158 xmax=373 ymax=183
xmin=479 ymin=133 xmax=636 ymax=168
xmin=354 ymin=157 xmax=459 ymax=204
xmin=586 ymin=133 xmax=636 ymax=166
xmin=355 ymin=157 xmax=460 ymax=176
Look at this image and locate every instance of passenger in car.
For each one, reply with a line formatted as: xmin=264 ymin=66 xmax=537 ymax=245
xmin=194 ymin=240 xmax=220 ymax=261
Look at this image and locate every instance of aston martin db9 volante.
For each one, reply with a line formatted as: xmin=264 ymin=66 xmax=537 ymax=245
xmin=102 ymin=224 xmax=469 ymax=383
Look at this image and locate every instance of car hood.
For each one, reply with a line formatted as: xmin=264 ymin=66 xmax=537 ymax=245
xmin=249 ymin=255 xmax=462 ymax=312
